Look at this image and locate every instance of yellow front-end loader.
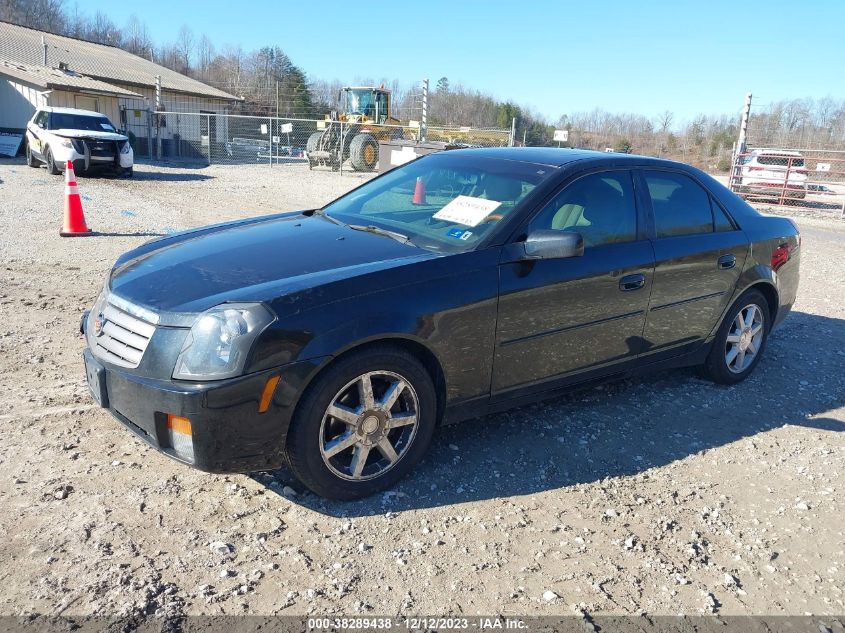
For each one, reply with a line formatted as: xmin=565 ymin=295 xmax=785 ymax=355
xmin=306 ymin=86 xmax=408 ymax=171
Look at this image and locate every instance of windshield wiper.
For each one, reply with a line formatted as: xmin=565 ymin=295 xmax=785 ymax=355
xmin=347 ymin=224 xmax=414 ymax=246
xmin=310 ymin=208 xmax=347 ymax=227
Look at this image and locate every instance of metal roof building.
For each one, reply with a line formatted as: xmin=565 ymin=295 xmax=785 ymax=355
xmin=0 ymin=20 xmax=239 ymax=102
xmin=0 ymin=20 xmax=241 ymax=157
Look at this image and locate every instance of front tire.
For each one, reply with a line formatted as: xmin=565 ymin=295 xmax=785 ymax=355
xmin=25 ymin=143 xmax=39 ymax=167
xmin=45 ymin=147 xmax=61 ymax=175
xmin=285 ymin=346 xmax=437 ymax=500
xmin=701 ymin=289 xmax=770 ymax=384
xmin=349 ymin=133 xmax=379 ymax=171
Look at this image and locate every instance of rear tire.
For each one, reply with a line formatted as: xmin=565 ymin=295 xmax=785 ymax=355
xmin=45 ymin=147 xmax=61 ymax=175
xmin=285 ymin=346 xmax=437 ymax=500
xmin=701 ymin=289 xmax=770 ymax=385
xmin=349 ymin=133 xmax=378 ymax=171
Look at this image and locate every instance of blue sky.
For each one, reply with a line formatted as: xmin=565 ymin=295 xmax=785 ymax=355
xmin=80 ymin=0 xmax=843 ymax=124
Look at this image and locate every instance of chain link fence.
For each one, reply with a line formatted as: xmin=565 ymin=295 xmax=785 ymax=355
xmin=728 ymin=148 xmax=845 ymax=214
xmin=122 ymin=111 xmax=511 ymax=174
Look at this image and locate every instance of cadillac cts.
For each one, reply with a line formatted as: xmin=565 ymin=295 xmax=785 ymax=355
xmin=81 ymin=148 xmax=800 ymax=499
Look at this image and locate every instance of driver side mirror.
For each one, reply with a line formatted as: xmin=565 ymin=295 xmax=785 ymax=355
xmin=522 ymin=230 xmax=584 ymax=260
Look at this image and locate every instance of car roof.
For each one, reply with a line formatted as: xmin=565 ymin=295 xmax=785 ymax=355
xmin=750 ymin=148 xmax=803 ymax=156
xmin=443 ymin=146 xmax=684 ymax=169
xmin=37 ymin=106 xmax=105 ymax=117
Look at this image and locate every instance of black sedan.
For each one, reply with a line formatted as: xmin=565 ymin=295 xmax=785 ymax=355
xmin=82 ymin=148 xmax=800 ymax=499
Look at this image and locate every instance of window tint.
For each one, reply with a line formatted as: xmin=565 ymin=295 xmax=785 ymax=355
xmin=644 ymin=171 xmax=713 ymax=238
xmin=712 ymin=200 xmax=734 ymax=232
xmin=529 ymin=171 xmax=638 ymax=247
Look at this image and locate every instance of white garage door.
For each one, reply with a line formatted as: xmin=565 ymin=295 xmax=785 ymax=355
xmin=74 ymin=95 xmax=99 ymax=112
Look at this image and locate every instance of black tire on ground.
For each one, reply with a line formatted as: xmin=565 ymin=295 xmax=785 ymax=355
xmin=700 ymin=288 xmax=771 ymax=385
xmin=306 ymin=132 xmax=323 ymax=154
xmin=45 ymin=147 xmax=61 ymax=175
xmin=285 ymin=345 xmax=438 ymax=500
xmin=25 ymin=143 xmax=39 ymax=167
xmin=349 ymin=133 xmax=379 ymax=171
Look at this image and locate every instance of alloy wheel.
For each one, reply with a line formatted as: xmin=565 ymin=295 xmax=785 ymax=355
xmin=319 ymin=371 xmax=419 ymax=481
xmin=725 ymin=303 xmax=764 ymax=374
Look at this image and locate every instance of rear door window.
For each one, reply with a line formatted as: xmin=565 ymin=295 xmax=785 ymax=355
xmin=644 ymin=171 xmax=714 ymax=238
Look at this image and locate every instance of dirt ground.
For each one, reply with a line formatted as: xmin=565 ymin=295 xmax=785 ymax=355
xmin=0 ymin=159 xmax=842 ymax=620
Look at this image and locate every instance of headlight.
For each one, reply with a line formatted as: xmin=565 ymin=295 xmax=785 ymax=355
xmin=173 ymin=303 xmax=275 ymax=380
xmin=57 ymin=137 xmax=74 ymax=149
xmin=120 ymin=141 xmax=131 ymax=154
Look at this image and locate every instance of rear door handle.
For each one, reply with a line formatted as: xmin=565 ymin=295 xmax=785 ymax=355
xmin=718 ymin=254 xmax=737 ymax=270
xmin=619 ymin=273 xmax=646 ymax=291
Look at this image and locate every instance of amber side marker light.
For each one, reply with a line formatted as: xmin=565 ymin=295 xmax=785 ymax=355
xmin=166 ymin=414 xmax=195 ymax=461
xmin=166 ymin=414 xmax=192 ymax=435
xmin=259 ymin=375 xmax=281 ymax=413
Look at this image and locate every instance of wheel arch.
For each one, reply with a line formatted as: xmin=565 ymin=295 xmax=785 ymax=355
xmin=706 ymin=272 xmax=779 ymax=344
xmin=745 ymin=280 xmax=779 ymax=323
xmin=288 ymin=335 xmax=448 ymax=441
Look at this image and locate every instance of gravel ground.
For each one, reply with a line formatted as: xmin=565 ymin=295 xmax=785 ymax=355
xmin=0 ymin=158 xmax=843 ymax=619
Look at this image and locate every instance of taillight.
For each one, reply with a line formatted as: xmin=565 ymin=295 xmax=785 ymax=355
xmin=771 ymin=243 xmax=791 ymax=272
xmin=748 ymin=166 xmax=765 ymax=171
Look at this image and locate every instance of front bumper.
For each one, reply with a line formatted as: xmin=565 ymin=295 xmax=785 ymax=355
xmin=82 ymin=347 xmax=327 ymax=473
xmin=53 ymin=142 xmax=133 ymax=173
xmin=739 ymin=181 xmax=807 ymax=199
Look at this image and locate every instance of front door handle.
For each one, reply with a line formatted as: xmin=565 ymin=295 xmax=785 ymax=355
xmin=718 ymin=254 xmax=737 ymax=270
xmin=619 ymin=273 xmax=646 ymax=291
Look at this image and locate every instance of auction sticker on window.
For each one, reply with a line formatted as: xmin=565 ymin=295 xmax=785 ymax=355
xmin=433 ymin=195 xmax=502 ymax=227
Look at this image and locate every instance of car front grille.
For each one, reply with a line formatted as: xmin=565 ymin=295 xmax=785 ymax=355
xmin=91 ymin=301 xmax=156 ymax=368
xmin=87 ymin=140 xmax=117 ymax=158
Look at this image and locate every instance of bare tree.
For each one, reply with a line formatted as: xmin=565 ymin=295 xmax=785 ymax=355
xmin=657 ymin=110 xmax=674 ymax=134
xmin=87 ymin=11 xmax=118 ymax=45
xmin=175 ymin=24 xmax=194 ymax=74
xmin=122 ymin=14 xmax=152 ymax=58
xmin=196 ymin=33 xmax=215 ymax=80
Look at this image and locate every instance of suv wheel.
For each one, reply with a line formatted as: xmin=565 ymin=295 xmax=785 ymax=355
xmin=25 ymin=143 xmax=39 ymax=168
xmin=286 ymin=346 xmax=437 ymax=500
xmin=701 ymin=289 xmax=770 ymax=384
xmin=45 ymin=147 xmax=61 ymax=175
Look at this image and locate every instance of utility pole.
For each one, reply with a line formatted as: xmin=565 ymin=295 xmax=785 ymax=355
xmin=421 ymin=78 xmax=428 ymax=142
xmin=154 ymin=75 xmax=162 ymax=160
xmin=154 ymin=75 xmax=162 ymax=111
xmin=509 ymin=117 xmax=516 ymax=147
xmin=732 ymin=92 xmax=752 ymax=191
xmin=737 ymin=92 xmax=752 ymax=156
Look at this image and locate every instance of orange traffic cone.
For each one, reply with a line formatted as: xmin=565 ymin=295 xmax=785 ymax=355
xmin=60 ymin=161 xmax=92 ymax=237
xmin=412 ymin=176 xmax=426 ymax=205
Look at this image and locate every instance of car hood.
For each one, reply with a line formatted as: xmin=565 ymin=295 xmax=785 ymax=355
xmin=109 ymin=212 xmax=435 ymax=316
xmin=52 ymin=129 xmax=127 ymax=142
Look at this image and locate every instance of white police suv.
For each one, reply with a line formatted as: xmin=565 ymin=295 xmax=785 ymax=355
xmin=25 ymin=107 xmax=133 ymax=177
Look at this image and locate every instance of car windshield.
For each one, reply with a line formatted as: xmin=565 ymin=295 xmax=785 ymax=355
xmin=345 ymin=90 xmax=374 ymax=116
xmin=50 ymin=113 xmax=116 ymax=132
xmin=321 ymin=153 xmax=553 ymax=252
